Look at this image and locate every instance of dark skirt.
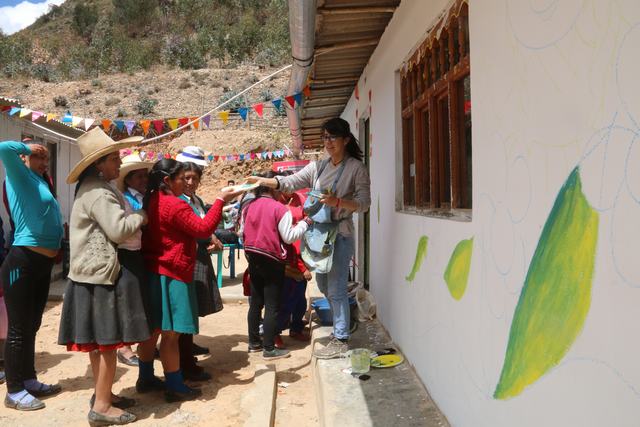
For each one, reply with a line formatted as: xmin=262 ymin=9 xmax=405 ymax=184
xmin=193 ymin=243 xmax=223 ymax=317
xmin=58 ymin=249 xmax=152 ymax=350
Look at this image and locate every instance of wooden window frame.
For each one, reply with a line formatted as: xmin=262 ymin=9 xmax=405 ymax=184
xmin=399 ymin=1 xmax=471 ymax=220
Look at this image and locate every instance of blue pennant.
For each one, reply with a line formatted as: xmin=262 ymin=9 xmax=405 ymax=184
xmin=271 ymin=98 xmax=282 ymax=111
xmin=293 ymin=92 xmax=303 ymax=106
xmin=238 ymin=107 xmax=248 ymax=121
xmin=114 ymin=120 xmax=125 ymax=131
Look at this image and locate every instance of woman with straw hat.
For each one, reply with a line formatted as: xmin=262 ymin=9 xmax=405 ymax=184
xmin=0 ymin=139 xmax=62 ymax=411
xmin=57 ymin=128 xmax=148 ymax=426
xmin=114 ymin=153 xmax=154 ymax=368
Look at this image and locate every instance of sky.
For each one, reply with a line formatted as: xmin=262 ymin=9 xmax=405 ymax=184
xmin=0 ymin=0 xmax=66 ymax=35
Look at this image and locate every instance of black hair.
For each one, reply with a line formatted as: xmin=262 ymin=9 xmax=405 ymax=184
xmin=182 ymin=161 xmax=203 ymax=178
xmin=254 ymin=170 xmax=278 ymax=197
xmin=322 ymin=117 xmax=363 ymax=161
xmin=74 ymin=151 xmax=113 ymax=198
xmin=143 ymin=159 xmax=185 ymax=209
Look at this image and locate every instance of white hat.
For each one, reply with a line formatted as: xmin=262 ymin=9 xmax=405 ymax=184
xmin=67 ymin=128 xmax=143 ymax=184
xmin=115 ymin=153 xmax=154 ymax=191
xmin=176 ymin=145 xmax=208 ymax=167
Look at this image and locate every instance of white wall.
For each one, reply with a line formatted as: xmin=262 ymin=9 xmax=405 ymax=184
xmin=343 ymin=1 xmax=640 ymax=426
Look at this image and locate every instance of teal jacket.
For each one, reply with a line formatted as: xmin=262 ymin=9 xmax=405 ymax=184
xmin=0 ymin=141 xmax=63 ymax=249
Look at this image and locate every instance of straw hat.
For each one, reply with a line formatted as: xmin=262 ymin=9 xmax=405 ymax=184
xmin=66 ymin=128 xmax=143 ymax=184
xmin=115 ymin=153 xmax=154 ymax=191
xmin=176 ymin=145 xmax=208 ymax=167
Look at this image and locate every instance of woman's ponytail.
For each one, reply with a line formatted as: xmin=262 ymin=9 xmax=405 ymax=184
xmin=143 ymin=159 xmax=184 ymax=209
xmin=321 ymin=118 xmax=363 ymax=161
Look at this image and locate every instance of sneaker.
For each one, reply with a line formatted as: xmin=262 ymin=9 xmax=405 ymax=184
xmin=274 ymin=335 xmax=285 ymax=349
xmin=135 ymin=376 xmax=165 ymax=393
xmin=248 ymin=343 xmax=263 ymax=353
xmin=262 ymin=348 xmax=290 ymax=360
xmin=314 ymin=337 xmax=348 ymax=360
xmin=191 ymin=343 xmax=210 ymax=356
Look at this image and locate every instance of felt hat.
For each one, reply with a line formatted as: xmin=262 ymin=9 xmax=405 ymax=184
xmin=67 ymin=128 xmax=143 ymax=184
xmin=115 ymin=153 xmax=154 ymax=191
xmin=176 ymin=145 xmax=208 ymax=167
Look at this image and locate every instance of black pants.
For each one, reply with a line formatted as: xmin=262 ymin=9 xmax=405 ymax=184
xmin=1 ymin=247 xmax=54 ymax=393
xmin=247 ymin=253 xmax=284 ymax=351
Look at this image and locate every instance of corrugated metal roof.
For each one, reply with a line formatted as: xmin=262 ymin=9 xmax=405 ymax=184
xmin=301 ymin=0 xmax=399 ymax=148
xmin=0 ymin=96 xmax=84 ymax=140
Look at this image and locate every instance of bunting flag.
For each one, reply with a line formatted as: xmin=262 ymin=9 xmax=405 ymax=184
xmin=62 ymin=114 xmax=72 ymax=123
xmin=238 ymin=107 xmax=248 ymax=121
xmin=0 ymin=106 xmax=10 ymax=113
xmin=272 ymin=98 xmax=282 ymax=111
xmin=178 ymin=117 xmax=189 ymax=128
xmin=218 ymin=111 xmax=229 ymax=124
xmin=253 ymin=103 xmax=264 ymax=118
xmin=293 ymin=92 xmax=303 ymax=107
xmin=190 ymin=117 xmax=199 ymax=130
xmin=285 ymin=95 xmax=295 ymax=109
xmin=167 ymin=119 xmax=179 ymax=130
xmin=140 ymin=120 xmax=151 ymax=135
xmin=19 ymin=108 xmax=32 ymax=118
xmin=125 ymin=120 xmax=136 ymax=135
xmin=153 ymin=120 xmax=164 ymax=134
xmin=9 ymin=107 xmax=20 ymax=116
xmin=303 ymin=85 xmax=311 ymax=97
xmin=46 ymin=113 xmax=57 ymax=122
xmin=83 ymin=118 xmax=95 ymax=130
xmin=202 ymin=114 xmax=211 ymax=129
xmin=71 ymin=116 xmax=82 ymax=127
xmin=102 ymin=119 xmax=112 ymax=130
xmin=31 ymin=111 xmax=44 ymax=121
xmin=114 ymin=120 xmax=125 ymax=132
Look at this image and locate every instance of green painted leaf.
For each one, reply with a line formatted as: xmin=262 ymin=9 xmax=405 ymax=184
xmin=494 ymin=166 xmax=599 ymax=399
xmin=444 ymin=238 xmax=474 ymax=300
xmin=406 ymin=236 xmax=428 ymax=282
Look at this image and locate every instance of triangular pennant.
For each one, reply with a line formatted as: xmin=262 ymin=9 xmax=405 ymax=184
xmin=146 ymin=151 xmax=154 ymax=160
xmin=83 ymin=118 xmax=95 ymax=130
xmin=293 ymin=92 xmax=303 ymax=106
xmin=139 ymin=151 xmax=146 ymax=160
xmin=0 ymin=106 xmax=10 ymax=113
xmin=250 ymin=153 xmax=256 ymax=160
xmin=303 ymin=85 xmax=311 ymax=97
xmin=153 ymin=120 xmax=164 ymax=134
xmin=190 ymin=117 xmax=199 ymax=130
xmin=214 ymin=155 xmax=219 ymax=162
xmin=71 ymin=116 xmax=83 ymax=127
xmin=140 ymin=120 xmax=151 ymax=135
xmin=238 ymin=107 xmax=248 ymax=121
xmin=9 ymin=107 xmax=20 ymax=116
xmin=62 ymin=114 xmax=73 ymax=123
xmin=19 ymin=108 xmax=32 ymax=118
xmin=355 ymin=84 xmax=359 ymax=100
xmin=101 ymin=119 xmax=112 ymax=130
xmin=46 ymin=113 xmax=57 ymax=122
xmin=125 ymin=120 xmax=136 ymax=135
xmin=114 ymin=120 xmax=125 ymax=131
xmin=272 ymin=98 xmax=282 ymax=111
xmin=239 ymin=154 xmax=245 ymax=161
xmin=31 ymin=111 xmax=44 ymax=121
xmin=167 ymin=119 xmax=179 ymax=130
xmin=252 ymin=103 xmax=264 ymax=118
xmin=202 ymin=115 xmax=211 ymax=128
xmin=207 ymin=154 xmax=214 ymax=162
xmin=178 ymin=117 xmax=189 ymax=127
xmin=267 ymin=152 xmax=273 ymax=159
xmin=285 ymin=95 xmax=295 ymax=109
xmin=218 ymin=111 xmax=229 ymax=124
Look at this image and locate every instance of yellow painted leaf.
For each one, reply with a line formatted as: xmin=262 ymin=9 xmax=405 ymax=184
xmin=443 ymin=238 xmax=473 ymax=300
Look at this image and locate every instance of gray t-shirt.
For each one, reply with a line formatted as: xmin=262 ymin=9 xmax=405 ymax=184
xmin=276 ymin=156 xmax=371 ymax=236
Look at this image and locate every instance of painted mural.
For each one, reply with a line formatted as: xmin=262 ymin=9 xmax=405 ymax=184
xmin=405 ymin=235 xmax=428 ymax=282
xmin=443 ymin=238 xmax=474 ymax=300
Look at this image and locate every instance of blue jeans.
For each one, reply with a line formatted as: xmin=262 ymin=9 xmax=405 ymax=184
xmin=316 ymin=234 xmax=354 ymax=340
xmin=277 ymin=278 xmax=308 ymax=334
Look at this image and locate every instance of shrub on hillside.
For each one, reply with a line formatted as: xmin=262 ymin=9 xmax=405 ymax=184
xmin=112 ymin=0 xmax=159 ymax=35
xmin=136 ymin=95 xmax=158 ymax=115
xmin=53 ymin=96 xmax=68 ymax=107
xmin=0 ymin=33 xmax=32 ymax=77
xmin=163 ymin=35 xmax=206 ymax=70
xmin=72 ymin=3 xmax=98 ymax=41
xmin=218 ymin=90 xmax=244 ymax=111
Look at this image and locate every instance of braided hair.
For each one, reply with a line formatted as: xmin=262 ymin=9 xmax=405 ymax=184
xmin=143 ymin=159 xmax=184 ymax=209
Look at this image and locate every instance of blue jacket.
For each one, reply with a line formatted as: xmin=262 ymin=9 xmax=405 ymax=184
xmin=0 ymin=141 xmax=62 ymax=249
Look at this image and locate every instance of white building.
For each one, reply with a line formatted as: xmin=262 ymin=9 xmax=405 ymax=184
xmin=301 ymin=0 xmax=640 ymax=425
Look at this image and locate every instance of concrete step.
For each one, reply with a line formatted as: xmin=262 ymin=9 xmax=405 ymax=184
xmin=311 ymin=319 xmax=450 ymax=427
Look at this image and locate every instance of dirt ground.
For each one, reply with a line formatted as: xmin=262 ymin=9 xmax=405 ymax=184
xmin=0 ymin=262 xmax=319 ymax=426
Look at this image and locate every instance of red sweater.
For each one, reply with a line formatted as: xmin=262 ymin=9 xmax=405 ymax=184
xmin=143 ymin=191 xmax=223 ymax=283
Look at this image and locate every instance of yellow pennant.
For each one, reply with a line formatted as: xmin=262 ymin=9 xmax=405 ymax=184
xmin=167 ymin=119 xmax=179 ymax=130
xmin=218 ymin=111 xmax=229 ymax=125
xmin=19 ymin=108 xmax=32 ymax=118
xmin=46 ymin=113 xmax=57 ymax=122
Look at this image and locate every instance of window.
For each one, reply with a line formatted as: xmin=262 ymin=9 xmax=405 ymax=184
xmin=399 ymin=1 xmax=471 ymax=217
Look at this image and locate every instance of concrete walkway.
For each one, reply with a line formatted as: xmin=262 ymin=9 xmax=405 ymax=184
xmin=312 ymin=318 xmax=450 ymax=427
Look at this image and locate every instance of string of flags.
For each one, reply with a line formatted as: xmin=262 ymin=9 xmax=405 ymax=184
xmin=0 ymin=85 xmax=312 ymax=137
xmin=121 ymin=147 xmax=293 ymax=164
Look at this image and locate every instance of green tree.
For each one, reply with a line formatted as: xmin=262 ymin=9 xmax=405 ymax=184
xmin=111 ymin=0 xmax=159 ymax=36
xmin=72 ymin=3 xmax=99 ymax=41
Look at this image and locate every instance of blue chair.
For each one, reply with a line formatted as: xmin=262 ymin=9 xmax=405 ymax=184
xmin=215 ymin=242 xmax=243 ymax=288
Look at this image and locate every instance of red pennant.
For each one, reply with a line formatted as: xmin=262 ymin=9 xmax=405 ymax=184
xmin=303 ymin=86 xmax=311 ymax=97
xmin=285 ymin=95 xmax=296 ymax=109
xmin=355 ymin=84 xmax=359 ymax=100
xmin=214 ymin=155 xmax=219 ymax=162
xmin=164 ymin=153 xmax=171 ymax=159
xmin=250 ymin=153 xmax=256 ymax=160
xmin=252 ymin=103 xmax=264 ymax=118
xmin=178 ymin=117 xmax=189 ymax=127
xmin=153 ymin=120 xmax=164 ymax=134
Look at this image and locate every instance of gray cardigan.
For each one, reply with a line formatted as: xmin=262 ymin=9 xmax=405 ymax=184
xmin=276 ymin=156 xmax=371 ymax=236
xmin=68 ymin=175 xmax=146 ymax=285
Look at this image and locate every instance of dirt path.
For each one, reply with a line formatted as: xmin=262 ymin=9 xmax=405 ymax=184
xmin=0 ymin=297 xmax=318 ymax=426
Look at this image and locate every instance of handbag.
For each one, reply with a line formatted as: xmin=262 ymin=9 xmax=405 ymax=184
xmin=301 ymin=159 xmax=346 ymax=273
